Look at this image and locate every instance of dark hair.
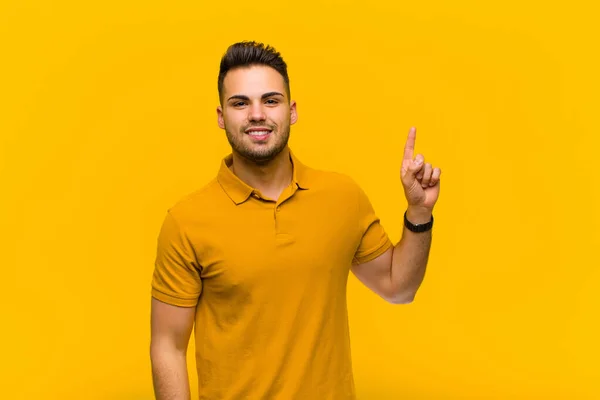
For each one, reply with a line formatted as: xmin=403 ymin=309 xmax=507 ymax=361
xmin=218 ymin=41 xmax=290 ymax=104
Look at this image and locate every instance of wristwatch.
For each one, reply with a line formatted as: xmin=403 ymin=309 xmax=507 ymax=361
xmin=404 ymin=211 xmax=434 ymax=233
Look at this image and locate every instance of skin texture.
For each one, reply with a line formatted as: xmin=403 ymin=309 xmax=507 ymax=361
xmin=150 ymin=298 xmax=195 ymax=400
xmin=217 ymin=65 xmax=295 ymax=164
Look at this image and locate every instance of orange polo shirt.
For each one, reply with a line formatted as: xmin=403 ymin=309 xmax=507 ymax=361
xmin=151 ymin=148 xmax=393 ymax=399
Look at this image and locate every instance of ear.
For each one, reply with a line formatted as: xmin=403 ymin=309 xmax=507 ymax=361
xmin=290 ymin=100 xmax=298 ymax=125
xmin=216 ymin=106 xmax=225 ymax=129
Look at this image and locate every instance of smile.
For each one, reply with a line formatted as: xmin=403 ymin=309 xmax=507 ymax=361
xmin=246 ymin=130 xmax=271 ymax=141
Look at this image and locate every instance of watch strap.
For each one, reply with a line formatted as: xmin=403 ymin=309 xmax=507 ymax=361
xmin=404 ymin=210 xmax=434 ymax=233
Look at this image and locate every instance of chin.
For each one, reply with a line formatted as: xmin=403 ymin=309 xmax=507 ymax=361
xmin=247 ymin=146 xmax=286 ymax=162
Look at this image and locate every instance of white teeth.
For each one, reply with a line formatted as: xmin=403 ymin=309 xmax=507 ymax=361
xmin=248 ymin=131 xmax=270 ymax=136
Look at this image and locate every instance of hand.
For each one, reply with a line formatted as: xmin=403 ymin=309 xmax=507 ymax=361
xmin=400 ymin=127 xmax=441 ymax=215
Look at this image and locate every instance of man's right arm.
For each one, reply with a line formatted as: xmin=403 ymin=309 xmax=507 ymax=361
xmin=150 ymin=297 xmax=196 ymax=400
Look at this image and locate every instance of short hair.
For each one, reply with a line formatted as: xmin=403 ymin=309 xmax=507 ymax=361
xmin=218 ymin=41 xmax=290 ymax=104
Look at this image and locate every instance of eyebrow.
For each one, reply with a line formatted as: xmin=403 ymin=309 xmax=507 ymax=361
xmin=227 ymin=92 xmax=285 ymax=102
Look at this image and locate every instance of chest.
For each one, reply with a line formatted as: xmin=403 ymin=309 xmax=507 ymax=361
xmin=193 ymin=200 xmax=359 ymax=298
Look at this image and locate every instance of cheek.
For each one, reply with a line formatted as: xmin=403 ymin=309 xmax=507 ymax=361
xmin=223 ymin=113 xmax=243 ymax=128
xmin=270 ymin=109 xmax=289 ymax=125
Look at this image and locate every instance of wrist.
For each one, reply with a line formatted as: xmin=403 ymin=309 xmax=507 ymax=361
xmin=406 ymin=206 xmax=432 ymax=225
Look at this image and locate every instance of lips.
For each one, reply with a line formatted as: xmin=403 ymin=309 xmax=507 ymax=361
xmin=245 ymin=127 xmax=273 ymax=134
xmin=247 ymin=131 xmax=271 ymax=141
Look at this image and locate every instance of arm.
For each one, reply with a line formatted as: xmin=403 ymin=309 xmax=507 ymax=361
xmin=352 ymin=206 xmax=432 ymax=304
xmin=150 ymin=209 xmax=203 ymax=398
xmin=150 ymin=297 xmax=196 ymax=400
xmin=351 ymin=127 xmax=441 ymax=304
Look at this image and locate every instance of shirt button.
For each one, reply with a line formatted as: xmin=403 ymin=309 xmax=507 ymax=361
xmin=276 ymin=206 xmax=281 ymax=212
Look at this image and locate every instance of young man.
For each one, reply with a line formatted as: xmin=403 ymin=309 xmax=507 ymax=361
xmin=150 ymin=41 xmax=441 ymax=400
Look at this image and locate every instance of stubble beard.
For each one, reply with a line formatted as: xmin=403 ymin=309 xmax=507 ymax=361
xmin=225 ymin=122 xmax=290 ymax=165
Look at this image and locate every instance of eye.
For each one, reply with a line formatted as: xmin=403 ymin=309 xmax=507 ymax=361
xmin=265 ymin=99 xmax=278 ymax=105
xmin=233 ymin=101 xmax=246 ymax=107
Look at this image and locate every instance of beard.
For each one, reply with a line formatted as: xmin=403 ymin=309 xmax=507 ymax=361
xmin=224 ymin=120 xmax=290 ymax=165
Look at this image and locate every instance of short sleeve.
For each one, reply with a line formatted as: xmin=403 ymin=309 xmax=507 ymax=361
xmin=151 ymin=210 xmax=202 ymax=307
xmin=352 ymin=183 xmax=394 ymax=264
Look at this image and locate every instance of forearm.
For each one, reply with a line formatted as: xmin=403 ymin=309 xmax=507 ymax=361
xmin=151 ymin=345 xmax=191 ymax=400
xmin=390 ymin=206 xmax=433 ymax=303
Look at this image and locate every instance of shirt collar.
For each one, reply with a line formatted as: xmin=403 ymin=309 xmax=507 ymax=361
xmin=217 ymin=148 xmax=310 ymax=205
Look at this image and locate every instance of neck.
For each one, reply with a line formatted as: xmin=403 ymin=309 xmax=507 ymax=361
xmin=229 ymin=147 xmax=293 ymax=199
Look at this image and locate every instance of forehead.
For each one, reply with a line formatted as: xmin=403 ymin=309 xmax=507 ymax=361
xmin=222 ymin=65 xmax=286 ymax=97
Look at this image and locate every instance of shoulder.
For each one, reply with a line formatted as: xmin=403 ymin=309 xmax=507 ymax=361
xmin=303 ymin=165 xmax=361 ymax=196
xmin=162 ymin=178 xmax=222 ymax=224
xmin=303 ymin=166 xmax=377 ymax=217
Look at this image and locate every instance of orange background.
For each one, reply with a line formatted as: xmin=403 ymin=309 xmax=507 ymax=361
xmin=1 ymin=1 xmax=599 ymax=399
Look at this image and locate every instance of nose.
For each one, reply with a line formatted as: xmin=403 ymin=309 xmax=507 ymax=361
xmin=248 ymin=103 xmax=266 ymax=122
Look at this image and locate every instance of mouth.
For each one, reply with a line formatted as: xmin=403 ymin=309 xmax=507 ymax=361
xmin=245 ymin=128 xmax=273 ymax=141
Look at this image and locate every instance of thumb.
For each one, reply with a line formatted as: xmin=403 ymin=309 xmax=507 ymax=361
xmin=402 ymin=155 xmax=424 ymax=187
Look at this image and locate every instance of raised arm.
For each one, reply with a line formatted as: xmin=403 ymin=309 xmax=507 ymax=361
xmin=351 ymin=127 xmax=441 ymax=304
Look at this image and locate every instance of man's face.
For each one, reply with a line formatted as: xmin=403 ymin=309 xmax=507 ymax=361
xmin=217 ymin=65 xmax=297 ymax=164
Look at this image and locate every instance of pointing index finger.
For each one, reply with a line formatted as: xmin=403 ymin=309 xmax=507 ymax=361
xmin=404 ymin=127 xmax=416 ymax=161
